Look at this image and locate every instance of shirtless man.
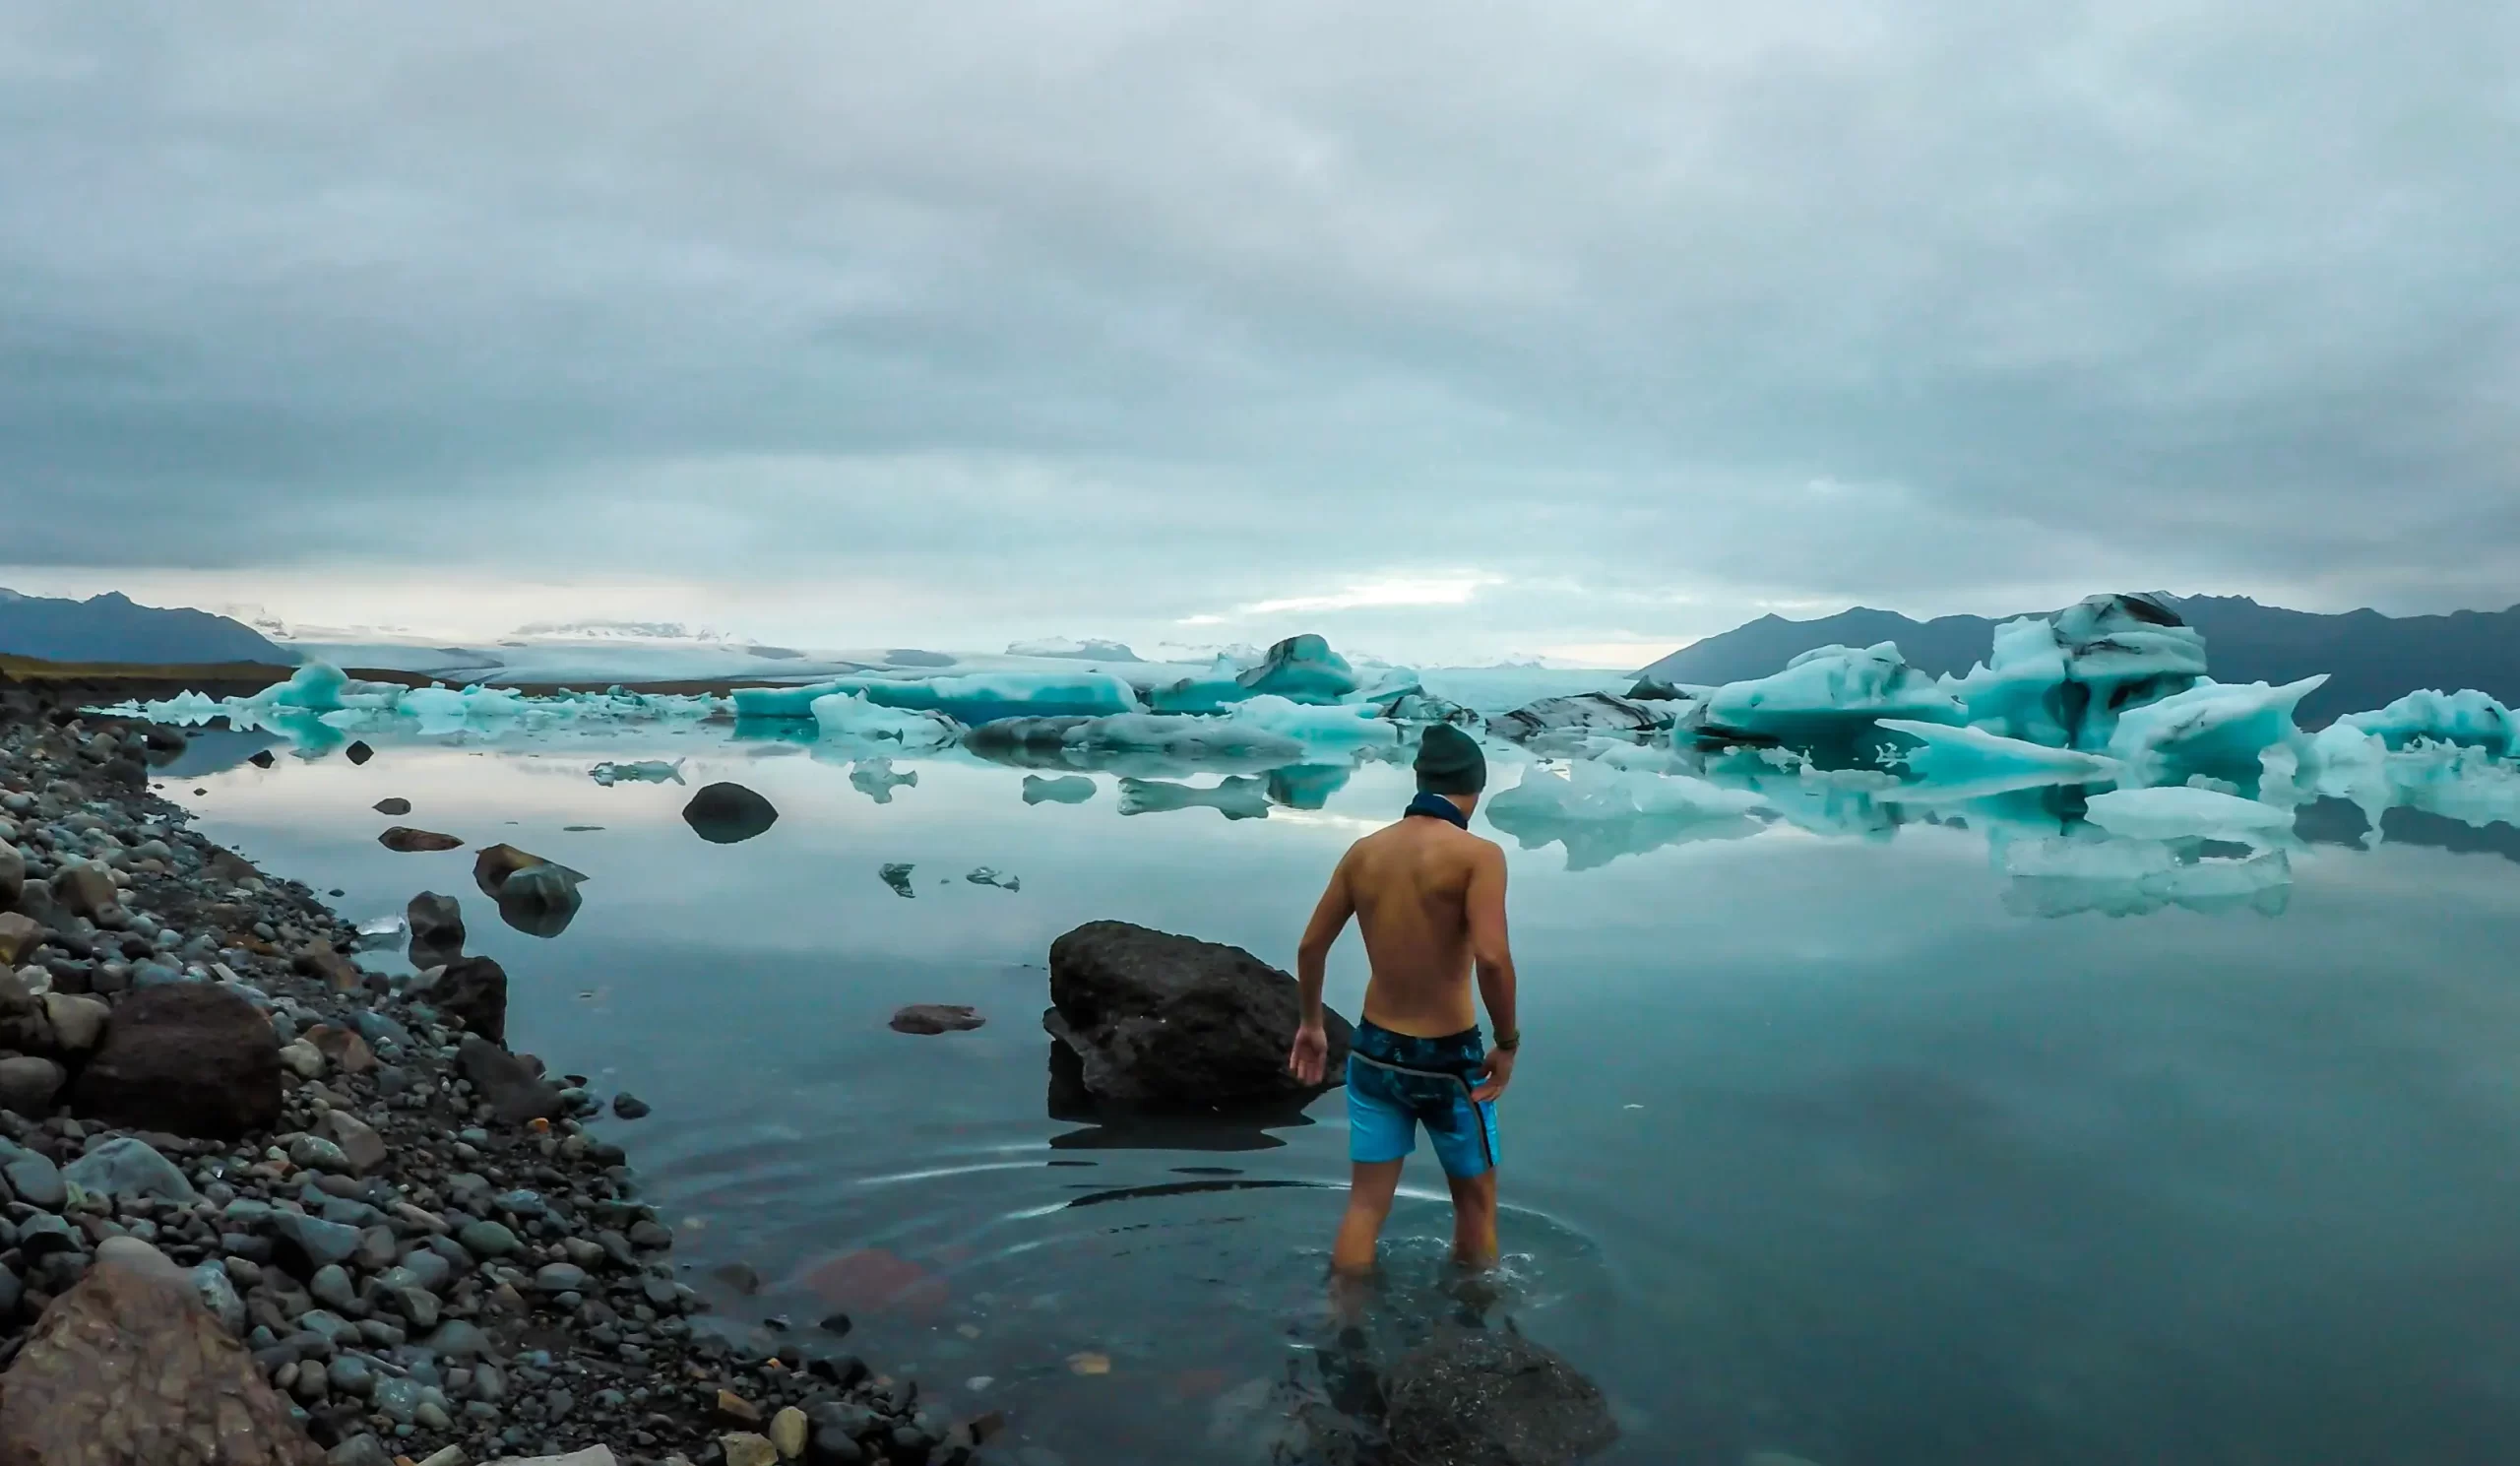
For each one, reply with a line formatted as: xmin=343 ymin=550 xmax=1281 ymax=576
xmin=1287 ymin=723 xmax=1519 ymax=1274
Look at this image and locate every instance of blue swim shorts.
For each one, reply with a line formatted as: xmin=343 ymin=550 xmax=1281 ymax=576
xmin=1346 ymin=1019 xmax=1499 ymax=1179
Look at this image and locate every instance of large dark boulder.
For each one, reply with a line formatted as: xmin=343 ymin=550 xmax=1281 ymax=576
xmin=430 ymin=956 xmax=508 ymax=1045
xmin=69 ymin=984 xmax=281 ymax=1139
xmin=407 ymin=891 xmax=465 ymax=970
xmin=456 ymin=1038 xmax=563 ymax=1125
xmin=1383 ymin=1328 xmax=1620 ymax=1466
xmin=1044 ymin=921 xmax=1351 ymax=1106
xmin=682 ymin=782 xmax=779 ymax=844
xmin=0 ymin=1238 xmax=322 ymax=1465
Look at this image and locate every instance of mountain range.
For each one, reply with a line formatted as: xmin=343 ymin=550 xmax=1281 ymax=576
xmin=1637 ymin=595 xmax=2520 ymax=727
xmin=0 ymin=590 xmax=294 ymax=666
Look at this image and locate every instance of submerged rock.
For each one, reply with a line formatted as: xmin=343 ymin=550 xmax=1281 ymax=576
xmin=407 ymin=890 xmax=466 ymax=969
xmin=1045 ymin=921 xmax=1352 ymax=1106
xmin=377 ymin=826 xmax=464 ymax=854
xmin=344 ymin=739 xmax=374 ymax=765
xmin=682 ymin=782 xmax=780 ymax=844
xmin=0 ymin=1238 xmax=323 ymax=1465
xmin=69 ymin=981 xmax=282 ymax=1139
xmin=1382 ymin=1327 xmax=1620 ymax=1466
xmin=891 ymin=1004 xmax=985 ymax=1036
xmin=372 ymin=797 xmax=411 ymax=815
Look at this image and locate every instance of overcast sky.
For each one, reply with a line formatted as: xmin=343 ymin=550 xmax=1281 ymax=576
xmin=1 ymin=3 xmax=2514 ymax=664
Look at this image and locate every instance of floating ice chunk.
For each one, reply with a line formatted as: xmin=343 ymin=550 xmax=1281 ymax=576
xmin=589 ymin=759 xmax=685 ymax=787
xmin=1484 ymin=763 xmax=1768 ymax=869
xmin=2339 ymin=688 xmax=2517 ymax=755
xmin=1488 ymin=693 xmax=1671 ymax=744
xmin=2104 ymin=676 xmax=2325 ymax=775
xmin=1999 ymin=836 xmax=2292 ymax=919
xmin=1021 ymin=774 xmax=1098 ymax=805
xmin=965 ymin=713 xmax=1305 ymax=765
xmin=1703 ymin=643 xmax=1964 ymax=738
xmin=1006 ymin=636 xmax=1141 ymax=663
xmin=1116 ymin=775 xmax=1274 ymax=820
xmin=1145 ymin=634 xmax=1360 ymax=711
xmin=809 ymin=691 xmax=960 ymax=748
xmin=1225 ymin=695 xmax=1398 ymax=748
xmin=2379 ymin=745 xmax=2520 ymax=829
xmin=254 ymin=662 xmax=348 ymax=712
xmin=1876 ymin=720 xmax=2119 ymax=795
xmin=1947 ymin=594 xmax=2207 ymax=749
xmin=2083 ymin=786 xmax=2295 ymax=844
xmin=849 ymin=756 xmax=918 ymax=803
xmin=966 ymin=866 xmax=1021 ymax=891
xmin=879 ymin=862 xmax=917 ymax=898
xmin=744 ymin=670 xmax=1141 ymax=722
xmin=1236 ymin=634 xmax=1358 ymax=703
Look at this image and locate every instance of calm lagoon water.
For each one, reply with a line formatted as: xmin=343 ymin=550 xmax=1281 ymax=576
xmin=169 ymin=725 xmax=2520 ymax=1465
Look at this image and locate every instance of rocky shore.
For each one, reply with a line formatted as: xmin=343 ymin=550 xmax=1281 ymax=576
xmin=0 ymin=674 xmax=976 ymax=1466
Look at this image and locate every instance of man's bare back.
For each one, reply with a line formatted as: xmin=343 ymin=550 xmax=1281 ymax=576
xmin=1285 ymin=725 xmax=1519 ymax=1274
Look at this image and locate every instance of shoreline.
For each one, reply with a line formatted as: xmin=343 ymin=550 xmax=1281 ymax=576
xmin=0 ymin=673 xmax=973 ymax=1466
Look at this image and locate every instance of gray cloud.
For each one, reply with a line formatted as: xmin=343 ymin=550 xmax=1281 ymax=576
xmin=1 ymin=1 xmax=2514 ymax=658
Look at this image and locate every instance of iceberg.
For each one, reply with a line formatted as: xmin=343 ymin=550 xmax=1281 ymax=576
xmin=1701 ymin=642 xmax=1965 ymax=740
xmin=1874 ymin=720 xmax=2119 ymax=797
xmin=1483 ymin=763 xmax=1770 ymax=869
xmin=849 ymin=756 xmax=918 ymax=803
xmin=741 ymin=669 xmax=1142 ymax=722
xmin=398 ymin=683 xmax=529 ymax=734
xmin=2338 ymin=688 xmax=2517 ymax=755
xmin=809 ymin=691 xmax=960 ymax=748
xmin=1115 ymin=775 xmax=1274 ymax=820
xmin=2081 ymin=786 xmax=2295 ymax=844
xmin=1998 ymin=835 xmax=2292 ymax=919
xmin=1146 ymin=634 xmax=1359 ymax=711
xmin=947 ymin=715 xmax=1299 ymax=770
xmin=1487 ymin=693 xmax=1672 ymax=744
xmin=589 ymin=759 xmax=685 ymax=787
xmin=1226 ymin=695 xmax=1398 ymax=749
xmin=1946 ymin=594 xmax=2208 ymax=750
xmin=1006 ymin=636 xmax=1141 ymax=663
xmin=2103 ymin=676 xmax=2325 ymax=776
xmin=254 ymin=661 xmax=349 ymax=712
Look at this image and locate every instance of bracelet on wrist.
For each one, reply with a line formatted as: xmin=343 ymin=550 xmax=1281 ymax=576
xmin=1493 ymin=1030 xmax=1520 ymax=1052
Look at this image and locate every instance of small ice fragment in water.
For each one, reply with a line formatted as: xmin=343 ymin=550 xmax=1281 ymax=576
xmin=879 ymin=863 xmax=916 ymax=899
xmin=966 ymin=867 xmax=1021 ymax=892
xmin=1021 ymin=774 xmax=1097 ymax=805
xmin=590 ymin=758 xmax=685 ymax=786
xmin=850 ymin=756 xmax=919 ymax=803
xmin=2083 ymin=786 xmax=2295 ymax=844
xmin=353 ymin=915 xmax=407 ymax=950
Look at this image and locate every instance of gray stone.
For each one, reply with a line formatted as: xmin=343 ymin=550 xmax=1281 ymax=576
xmin=326 ymin=1354 xmax=375 ymax=1398
xmin=61 ymin=1134 xmax=200 ymax=1202
xmin=457 ymin=1219 xmax=520 ymax=1259
xmin=190 ymin=1259 xmax=248 ymax=1336
xmin=1381 ymin=1326 xmax=1621 ymax=1466
xmin=1046 ymin=919 xmax=1355 ymax=1105
xmin=533 ymin=1261 xmax=589 ymax=1294
xmin=389 ymin=1285 xmax=440 ymax=1330
xmin=39 ymin=990 xmax=110 ymax=1053
xmin=0 ymin=1139 xmax=65 ymax=1210
xmin=287 ymin=1134 xmax=354 ymax=1174
xmin=0 ymin=1054 xmax=66 ymax=1116
xmin=324 ymin=1110 xmax=388 ymax=1173
xmin=308 ymin=1263 xmax=358 ymax=1311
xmin=420 ymin=1319 xmax=493 ymax=1360
xmin=327 ymin=1434 xmax=393 ymax=1466
xmin=271 ymin=1212 xmax=362 ymax=1277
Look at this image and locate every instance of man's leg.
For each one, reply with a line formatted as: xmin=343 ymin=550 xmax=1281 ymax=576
xmin=1333 ymin=1159 xmax=1405 ymax=1275
xmin=1443 ymin=1166 xmax=1498 ymax=1268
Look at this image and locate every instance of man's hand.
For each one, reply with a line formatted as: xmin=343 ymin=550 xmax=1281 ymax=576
xmin=1470 ymin=1046 xmax=1516 ymax=1103
xmin=1287 ymin=1022 xmax=1330 ymax=1086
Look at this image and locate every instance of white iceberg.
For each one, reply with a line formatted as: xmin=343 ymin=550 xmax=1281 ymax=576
xmin=1998 ymin=835 xmax=2292 ymax=919
xmin=2082 ymin=786 xmax=2296 ymax=844
xmin=809 ymin=691 xmax=960 ymax=748
xmin=1946 ymin=594 xmax=2208 ymax=750
xmin=741 ymin=669 xmax=1142 ymax=721
xmin=1006 ymin=636 xmax=1141 ymax=663
xmin=1146 ymin=634 xmax=1359 ymax=711
xmin=1225 ymin=695 xmax=1398 ymax=749
xmin=1483 ymin=762 xmax=1770 ymax=868
xmin=2104 ymin=676 xmax=2325 ymax=775
xmin=1876 ymin=719 xmax=2120 ymax=795
xmin=1702 ymin=642 xmax=1965 ymax=738
xmin=2338 ymin=688 xmax=2517 ymax=755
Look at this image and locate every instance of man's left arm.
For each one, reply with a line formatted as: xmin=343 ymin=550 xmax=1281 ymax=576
xmin=1467 ymin=842 xmax=1519 ymax=1101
